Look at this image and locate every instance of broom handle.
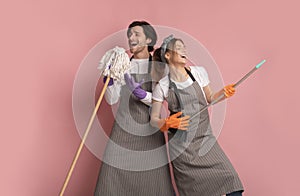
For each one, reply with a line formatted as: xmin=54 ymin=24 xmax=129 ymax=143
xmin=60 ymin=75 xmax=111 ymax=196
xmin=189 ymin=60 xmax=266 ymax=120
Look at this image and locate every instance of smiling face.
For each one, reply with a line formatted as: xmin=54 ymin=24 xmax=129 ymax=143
xmin=165 ymin=40 xmax=187 ymax=65
xmin=127 ymin=26 xmax=152 ymax=56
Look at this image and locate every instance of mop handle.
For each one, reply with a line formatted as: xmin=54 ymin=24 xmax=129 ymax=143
xmin=60 ymin=54 xmax=125 ymax=195
xmin=59 ymin=76 xmax=111 ymax=196
xmin=190 ymin=60 xmax=266 ymax=120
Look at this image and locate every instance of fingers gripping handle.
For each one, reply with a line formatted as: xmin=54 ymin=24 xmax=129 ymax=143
xmin=190 ymin=60 xmax=266 ymax=120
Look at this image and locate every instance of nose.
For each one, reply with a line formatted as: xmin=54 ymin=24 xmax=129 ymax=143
xmin=128 ymin=33 xmax=135 ymax=41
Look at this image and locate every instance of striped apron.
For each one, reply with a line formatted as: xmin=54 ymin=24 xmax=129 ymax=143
xmin=166 ymin=68 xmax=244 ymax=196
xmin=94 ymin=59 xmax=174 ymax=196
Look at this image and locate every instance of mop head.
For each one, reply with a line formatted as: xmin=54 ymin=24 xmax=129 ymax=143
xmin=98 ymin=46 xmax=131 ymax=84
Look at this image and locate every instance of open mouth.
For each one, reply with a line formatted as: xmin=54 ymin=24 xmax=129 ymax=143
xmin=130 ymin=42 xmax=138 ymax=48
xmin=180 ymin=55 xmax=187 ymax=59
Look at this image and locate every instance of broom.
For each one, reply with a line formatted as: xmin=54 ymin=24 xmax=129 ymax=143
xmin=190 ymin=59 xmax=266 ymax=121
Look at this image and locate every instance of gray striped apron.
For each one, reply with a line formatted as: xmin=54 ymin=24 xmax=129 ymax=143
xmin=94 ymin=57 xmax=174 ymax=196
xmin=166 ymin=68 xmax=244 ymax=196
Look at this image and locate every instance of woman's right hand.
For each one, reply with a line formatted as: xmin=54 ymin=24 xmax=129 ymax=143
xmin=160 ymin=112 xmax=190 ymax=132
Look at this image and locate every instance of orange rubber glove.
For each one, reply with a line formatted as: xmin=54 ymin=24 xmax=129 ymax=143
xmin=223 ymin=84 xmax=236 ymax=98
xmin=160 ymin=112 xmax=190 ymax=132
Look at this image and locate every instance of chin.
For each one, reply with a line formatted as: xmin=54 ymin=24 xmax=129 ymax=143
xmin=129 ymin=48 xmax=137 ymax=54
xmin=129 ymin=46 xmax=141 ymax=54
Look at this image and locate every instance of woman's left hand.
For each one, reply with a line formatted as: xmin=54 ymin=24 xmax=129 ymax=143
xmin=223 ymin=84 xmax=236 ymax=98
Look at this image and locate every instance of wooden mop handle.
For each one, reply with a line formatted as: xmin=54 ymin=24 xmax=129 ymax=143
xmin=59 ymin=75 xmax=111 ymax=196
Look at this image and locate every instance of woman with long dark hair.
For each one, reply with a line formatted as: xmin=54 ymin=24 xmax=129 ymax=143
xmin=150 ymin=35 xmax=244 ymax=196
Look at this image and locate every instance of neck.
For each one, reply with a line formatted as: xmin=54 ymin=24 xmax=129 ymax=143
xmin=132 ymin=49 xmax=150 ymax=59
xmin=169 ymin=64 xmax=187 ymax=82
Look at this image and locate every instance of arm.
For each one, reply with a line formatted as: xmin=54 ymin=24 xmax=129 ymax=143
xmin=151 ymin=79 xmax=190 ymax=131
xmin=150 ymin=100 xmax=166 ymax=129
xmin=140 ymin=91 xmax=152 ymax=106
xmin=203 ymin=85 xmax=225 ymax=104
xmin=203 ymin=84 xmax=235 ymax=104
xmin=150 ymin=100 xmax=190 ymax=131
xmin=105 ymin=84 xmax=153 ymax=106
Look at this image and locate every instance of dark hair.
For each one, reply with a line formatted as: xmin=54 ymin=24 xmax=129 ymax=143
xmin=127 ymin=21 xmax=157 ymax=52
xmin=151 ymin=47 xmax=167 ymax=83
xmin=165 ymin=38 xmax=184 ymax=54
xmin=155 ymin=38 xmax=184 ymax=63
xmin=153 ymin=47 xmax=163 ymax=62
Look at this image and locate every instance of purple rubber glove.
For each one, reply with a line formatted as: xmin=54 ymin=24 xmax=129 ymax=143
xmin=103 ymin=76 xmax=114 ymax=86
xmin=124 ymin=73 xmax=147 ymax=99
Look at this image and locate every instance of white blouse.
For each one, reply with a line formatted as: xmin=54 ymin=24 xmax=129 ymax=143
xmin=152 ymin=66 xmax=210 ymax=102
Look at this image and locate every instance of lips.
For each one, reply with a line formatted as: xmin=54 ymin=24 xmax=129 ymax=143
xmin=180 ymin=54 xmax=187 ymax=59
xmin=129 ymin=42 xmax=138 ymax=48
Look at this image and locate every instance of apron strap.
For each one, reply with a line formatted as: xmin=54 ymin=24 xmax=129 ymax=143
xmin=168 ymin=67 xmax=196 ymax=111
xmin=148 ymin=55 xmax=152 ymax=73
xmin=168 ymin=76 xmax=185 ymax=112
xmin=185 ymin=67 xmax=196 ymax=81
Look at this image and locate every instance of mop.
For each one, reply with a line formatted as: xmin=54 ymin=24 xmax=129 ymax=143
xmin=60 ymin=46 xmax=130 ymax=195
xmin=190 ymin=59 xmax=266 ymax=121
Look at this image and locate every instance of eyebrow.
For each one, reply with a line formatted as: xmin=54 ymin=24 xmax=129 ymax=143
xmin=132 ymin=30 xmax=142 ymax=34
xmin=175 ymin=44 xmax=185 ymax=48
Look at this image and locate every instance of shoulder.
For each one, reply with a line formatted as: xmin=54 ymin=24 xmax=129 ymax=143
xmin=189 ymin=66 xmax=210 ymax=87
xmin=158 ymin=75 xmax=169 ymax=88
xmin=190 ymin=66 xmax=208 ymax=75
xmin=157 ymin=75 xmax=170 ymax=95
xmin=153 ymin=75 xmax=169 ymax=101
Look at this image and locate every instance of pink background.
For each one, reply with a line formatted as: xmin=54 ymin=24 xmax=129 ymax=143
xmin=1 ymin=0 xmax=299 ymax=195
